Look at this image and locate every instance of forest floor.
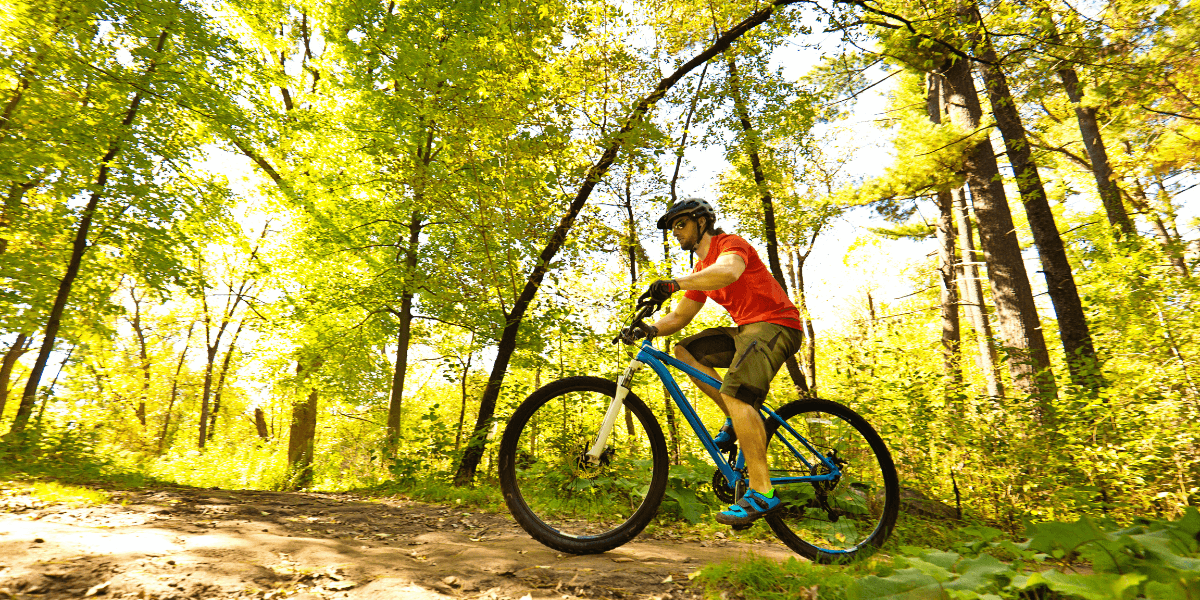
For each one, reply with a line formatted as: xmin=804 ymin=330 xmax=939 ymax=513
xmin=0 ymin=484 xmax=797 ymax=600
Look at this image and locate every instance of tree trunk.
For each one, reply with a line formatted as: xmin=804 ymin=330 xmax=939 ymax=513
xmin=208 ymin=320 xmax=245 ymax=442
xmin=130 ymin=290 xmax=150 ymax=428
xmin=971 ymin=15 xmax=1098 ymax=388
xmin=935 ymin=190 xmax=962 ymax=382
xmin=926 ymin=74 xmax=963 ymax=384
xmin=726 ymin=55 xmax=809 ymax=395
xmin=287 ymin=355 xmax=322 ymax=490
xmin=197 ymin=320 xmax=220 ymax=448
xmin=789 ymin=249 xmax=818 ymax=390
xmin=454 ymin=348 xmax=474 ymax=452
xmin=197 ymin=222 xmax=266 ymax=448
xmin=254 ymin=408 xmax=270 ymax=441
xmin=386 ymin=211 xmax=423 ymax=450
xmin=941 ymin=51 xmax=1056 ymax=409
xmin=159 ymin=323 xmax=194 ymax=455
xmin=34 ymin=345 xmax=73 ymax=430
xmin=953 ymin=188 xmax=1005 ymax=398
xmin=0 ymin=333 xmax=30 ymax=420
xmin=1056 ymin=69 xmax=1133 ymax=237
xmin=662 ymin=227 xmax=681 ymax=464
xmin=11 ymin=36 xmax=168 ymax=434
xmin=1125 ymin=176 xmax=1187 ymax=277
xmin=622 ymin=174 xmax=641 ymax=438
xmin=452 ymin=2 xmax=797 ymax=485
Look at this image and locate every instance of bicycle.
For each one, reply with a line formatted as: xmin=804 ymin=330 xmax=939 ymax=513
xmin=497 ymin=302 xmax=900 ymax=563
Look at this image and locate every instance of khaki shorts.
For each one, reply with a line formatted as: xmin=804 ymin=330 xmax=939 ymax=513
xmin=676 ymin=322 xmax=801 ymax=408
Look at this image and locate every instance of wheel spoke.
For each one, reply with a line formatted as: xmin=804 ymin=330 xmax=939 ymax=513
xmin=499 ymin=377 xmax=668 ymax=554
xmin=763 ymin=399 xmax=899 ymax=562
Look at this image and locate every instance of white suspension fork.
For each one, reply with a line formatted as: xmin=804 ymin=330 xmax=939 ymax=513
xmin=584 ymin=358 xmax=644 ymax=464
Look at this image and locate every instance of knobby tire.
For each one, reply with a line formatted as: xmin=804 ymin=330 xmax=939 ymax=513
xmin=498 ymin=376 xmax=669 ymax=554
xmin=763 ymin=398 xmax=900 ymax=563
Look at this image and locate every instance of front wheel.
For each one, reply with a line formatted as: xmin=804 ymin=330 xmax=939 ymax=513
xmin=497 ymin=376 xmax=669 ymax=554
xmin=763 ymin=398 xmax=900 ymax=563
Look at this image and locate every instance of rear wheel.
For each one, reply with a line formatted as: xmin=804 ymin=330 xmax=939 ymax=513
xmin=498 ymin=376 xmax=669 ymax=554
xmin=763 ymin=398 xmax=899 ymax=563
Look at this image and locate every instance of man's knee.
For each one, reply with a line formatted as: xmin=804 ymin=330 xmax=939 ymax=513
xmin=673 ymin=342 xmax=693 ymax=362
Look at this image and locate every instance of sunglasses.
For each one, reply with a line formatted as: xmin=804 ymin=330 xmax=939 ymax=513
xmin=672 ymin=219 xmax=692 ymax=231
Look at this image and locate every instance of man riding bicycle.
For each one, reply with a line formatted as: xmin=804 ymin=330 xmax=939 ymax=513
xmin=621 ymin=197 xmax=803 ymax=527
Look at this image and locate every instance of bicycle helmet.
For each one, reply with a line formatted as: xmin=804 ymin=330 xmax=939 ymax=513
xmin=656 ymin=197 xmax=717 ymax=230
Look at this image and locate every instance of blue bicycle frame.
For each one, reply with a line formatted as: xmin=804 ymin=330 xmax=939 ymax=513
xmin=586 ymin=338 xmax=842 ymax=490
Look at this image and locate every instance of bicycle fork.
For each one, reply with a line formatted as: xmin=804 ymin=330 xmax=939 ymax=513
xmin=582 ymin=358 xmax=644 ymax=465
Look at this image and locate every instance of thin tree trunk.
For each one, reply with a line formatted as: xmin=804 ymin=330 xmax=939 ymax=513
xmin=622 ymin=173 xmax=640 ymax=438
xmin=130 ymin=289 xmax=150 ymax=427
xmin=792 ymin=249 xmax=818 ymax=390
xmin=662 ymin=228 xmax=681 ymax=464
xmin=926 ymin=73 xmax=962 ymax=384
xmin=197 ymin=297 xmax=222 ymax=448
xmin=1059 ymin=68 xmax=1132 ymax=236
xmin=1053 ymin=66 xmax=1134 ymax=236
xmin=726 ymin=55 xmax=809 ymax=395
xmin=669 ymin=63 xmax=709 ymax=205
xmin=452 ymin=2 xmax=799 ymax=485
xmin=936 ymin=190 xmax=962 ymax=383
xmin=942 ymin=50 xmax=1056 ymax=409
xmin=954 ymin=188 xmax=1005 ymax=398
xmin=454 ymin=344 xmax=474 ymax=452
xmin=159 ymin=323 xmax=194 ymax=454
xmin=197 ymin=221 xmax=266 ymax=448
xmin=34 ymin=344 xmax=73 ymax=429
xmin=10 ymin=30 xmax=170 ymax=436
xmin=662 ymin=57 xmax=709 ymax=463
xmin=254 ymin=408 xmax=270 ymax=441
xmin=207 ymin=320 xmax=245 ymax=442
xmin=288 ymin=354 xmax=322 ymax=490
xmin=386 ymin=211 xmax=424 ymax=450
xmin=1124 ymin=176 xmax=1187 ymax=277
xmin=971 ymin=13 xmax=1097 ymax=388
xmin=0 ymin=333 xmax=30 ymax=420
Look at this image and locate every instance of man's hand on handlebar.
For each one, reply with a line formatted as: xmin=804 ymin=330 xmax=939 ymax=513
xmin=615 ymin=323 xmax=658 ymax=345
xmin=637 ymin=279 xmax=679 ymax=308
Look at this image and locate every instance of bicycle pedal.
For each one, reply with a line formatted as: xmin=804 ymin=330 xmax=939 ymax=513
xmin=731 ymin=523 xmax=753 ymax=531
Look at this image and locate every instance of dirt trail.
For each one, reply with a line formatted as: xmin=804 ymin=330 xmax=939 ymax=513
xmin=0 ymin=485 xmax=797 ymax=600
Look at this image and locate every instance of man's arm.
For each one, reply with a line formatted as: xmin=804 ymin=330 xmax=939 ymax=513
xmin=652 ymin=296 xmax=704 ymax=336
xmin=676 ymin=253 xmax=746 ymax=291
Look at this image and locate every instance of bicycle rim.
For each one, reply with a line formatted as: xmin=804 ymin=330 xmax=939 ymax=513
xmin=764 ymin=398 xmax=899 ymax=563
xmin=498 ymin=376 xmax=668 ymax=554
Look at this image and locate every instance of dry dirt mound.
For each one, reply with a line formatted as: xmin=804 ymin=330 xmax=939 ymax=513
xmin=0 ymin=485 xmax=797 ymax=600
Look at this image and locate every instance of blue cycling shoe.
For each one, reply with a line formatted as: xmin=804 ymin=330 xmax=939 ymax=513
xmin=713 ymin=418 xmax=737 ymax=451
xmin=715 ymin=489 xmax=781 ymax=527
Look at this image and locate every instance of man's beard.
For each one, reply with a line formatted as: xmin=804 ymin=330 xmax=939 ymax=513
xmin=679 ymin=233 xmax=698 ymax=251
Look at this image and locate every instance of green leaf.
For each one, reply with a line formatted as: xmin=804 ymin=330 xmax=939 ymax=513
xmin=944 ymin=555 xmax=1011 ymax=592
xmin=1016 ymin=570 xmax=1146 ymax=600
xmin=1144 ymin=578 xmax=1200 ymax=600
xmin=849 ymin=568 xmax=947 ymax=600
xmin=1024 ymin=518 xmax=1109 ymax=558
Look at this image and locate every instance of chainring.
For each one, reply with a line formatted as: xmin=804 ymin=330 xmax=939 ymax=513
xmin=712 ymin=469 xmax=737 ymax=503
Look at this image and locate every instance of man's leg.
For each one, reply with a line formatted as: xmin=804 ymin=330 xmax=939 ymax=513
xmin=725 ymin=393 xmax=771 ymax=495
xmin=673 ymin=344 xmax=731 ymax=416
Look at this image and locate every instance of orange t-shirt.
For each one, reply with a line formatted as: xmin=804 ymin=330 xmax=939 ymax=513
xmin=683 ymin=234 xmax=802 ymax=329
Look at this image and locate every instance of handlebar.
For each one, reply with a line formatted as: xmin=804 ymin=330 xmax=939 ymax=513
xmin=612 ymin=301 xmax=661 ymax=345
